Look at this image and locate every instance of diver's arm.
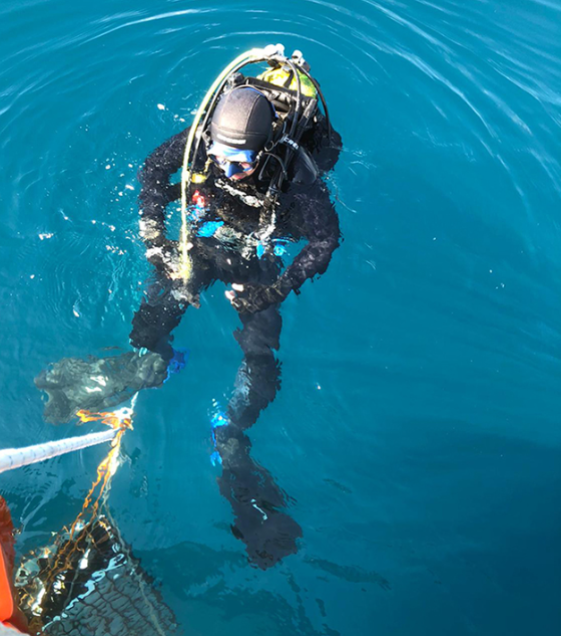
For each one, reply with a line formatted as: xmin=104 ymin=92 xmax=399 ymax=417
xmin=138 ymin=127 xmax=189 ymax=248
xmin=227 ymin=181 xmax=340 ymax=313
xmin=277 ymin=180 xmax=340 ymax=295
xmin=300 ymin=115 xmax=343 ymax=173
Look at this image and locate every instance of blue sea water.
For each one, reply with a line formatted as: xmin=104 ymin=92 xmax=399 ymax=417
xmin=1 ymin=0 xmax=560 ymax=634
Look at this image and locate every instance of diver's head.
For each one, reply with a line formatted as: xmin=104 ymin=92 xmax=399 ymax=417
xmin=208 ymin=86 xmax=274 ymax=180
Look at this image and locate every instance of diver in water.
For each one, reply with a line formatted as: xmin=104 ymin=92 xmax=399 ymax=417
xmin=129 ymin=48 xmax=342 ymax=568
xmin=36 ymin=46 xmax=341 ymax=569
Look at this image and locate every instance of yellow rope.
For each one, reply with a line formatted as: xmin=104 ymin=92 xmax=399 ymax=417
xmin=70 ymin=409 xmax=133 ymax=537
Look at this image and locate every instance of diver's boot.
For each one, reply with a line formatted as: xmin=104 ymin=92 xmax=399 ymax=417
xmin=34 ymin=351 xmax=168 ymax=424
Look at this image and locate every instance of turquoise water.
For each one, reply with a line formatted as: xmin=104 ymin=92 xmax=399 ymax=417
xmin=1 ymin=0 xmax=560 ymax=634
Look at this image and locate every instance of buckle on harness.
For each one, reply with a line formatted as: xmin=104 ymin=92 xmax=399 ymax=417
xmin=279 ymin=135 xmax=299 ymax=151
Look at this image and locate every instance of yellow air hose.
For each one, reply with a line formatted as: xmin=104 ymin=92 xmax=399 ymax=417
xmin=178 ymin=46 xmax=284 ymax=282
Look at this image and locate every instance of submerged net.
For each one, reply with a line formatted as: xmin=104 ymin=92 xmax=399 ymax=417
xmin=16 ymin=513 xmax=177 ymax=636
xmin=13 ymin=408 xmax=177 ymax=636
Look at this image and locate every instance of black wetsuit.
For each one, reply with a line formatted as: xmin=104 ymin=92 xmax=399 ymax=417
xmin=129 ymin=116 xmax=342 ymax=569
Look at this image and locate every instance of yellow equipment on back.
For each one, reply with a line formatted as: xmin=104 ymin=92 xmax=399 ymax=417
xmin=258 ymin=67 xmax=317 ymax=98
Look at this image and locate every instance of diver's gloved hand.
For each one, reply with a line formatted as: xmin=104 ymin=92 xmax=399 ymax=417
xmin=34 ymin=351 xmax=168 ymax=424
xmin=145 ymin=238 xmax=180 ymax=277
xmin=225 ymin=282 xmax=286 ymax=314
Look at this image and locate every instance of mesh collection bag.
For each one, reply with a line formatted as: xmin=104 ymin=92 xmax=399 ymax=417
xmin=16 ymin=513 xmax=177 ymax=636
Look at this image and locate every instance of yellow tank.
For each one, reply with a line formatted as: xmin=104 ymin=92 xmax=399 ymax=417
xmin=258 ymin=67 xmax=317 ymax=98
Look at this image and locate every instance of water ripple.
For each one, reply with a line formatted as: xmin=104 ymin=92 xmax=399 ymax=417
xmin=0 ymin=2 xmax=559 ymax=632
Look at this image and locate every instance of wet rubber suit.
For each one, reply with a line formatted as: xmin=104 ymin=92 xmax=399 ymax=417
xmin=129 ymin=117 xmax=342 ymax=569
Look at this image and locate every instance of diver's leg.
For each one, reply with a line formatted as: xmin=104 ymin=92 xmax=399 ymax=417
xmin=213 ymin=303 xmax=302 ymax=569
xmin=129 ymin=270 xmax=205 ymax=362
xmin=227 ymin=304 xmax=282 ymax=430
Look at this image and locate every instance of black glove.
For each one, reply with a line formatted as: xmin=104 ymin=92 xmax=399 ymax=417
xmin=228 ymin=282 xmax=287 ymax=314
xmin=145 ymin=238 xmax=179 ymax=276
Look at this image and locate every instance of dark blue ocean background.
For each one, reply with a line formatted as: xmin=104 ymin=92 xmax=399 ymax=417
xmin=1 ymin=1 xmax=560 ymax=634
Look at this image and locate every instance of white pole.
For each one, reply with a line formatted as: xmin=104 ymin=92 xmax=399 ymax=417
xmin=0 ymin=429 xmax=118 ymax=474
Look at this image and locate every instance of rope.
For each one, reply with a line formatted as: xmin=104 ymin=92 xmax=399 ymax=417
xmin=0 ymin=429 xmax=118 ymax=475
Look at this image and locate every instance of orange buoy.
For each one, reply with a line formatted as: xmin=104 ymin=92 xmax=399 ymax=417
xmin=0 ymin=498 xmax=28 ymax=633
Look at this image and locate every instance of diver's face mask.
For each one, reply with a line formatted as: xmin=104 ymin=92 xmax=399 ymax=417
xmin=208 ymin=142 xmax=259 ymax=180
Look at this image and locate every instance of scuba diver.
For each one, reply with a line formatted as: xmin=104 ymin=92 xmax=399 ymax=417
xmin=35 ymin=45 xmax=342 ymax=569
xmin=130 ymin=45 xmax=342 ymax=568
